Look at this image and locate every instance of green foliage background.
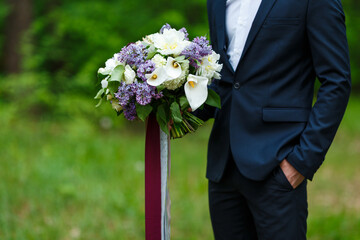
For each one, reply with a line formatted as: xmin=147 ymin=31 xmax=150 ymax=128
xmin=0 ymin=0 xmax=359 ymax=239
xmin=20 ymin=0 xmax=360 ymax=88
xmin=1 ymin=0 xmax=209 ymax=119
xmin=0 ymin=0 xmax=357 ymax=119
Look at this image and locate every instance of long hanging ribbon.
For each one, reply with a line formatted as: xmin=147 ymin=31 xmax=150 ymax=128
xmin=145 ymin=114 xmax=171 ymax=240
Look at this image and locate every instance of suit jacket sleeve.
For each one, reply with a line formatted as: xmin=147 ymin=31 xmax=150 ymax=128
xmin=286 ymin=0 xmax=351 ymax=180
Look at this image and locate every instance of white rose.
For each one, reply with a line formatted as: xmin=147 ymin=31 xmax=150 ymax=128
xmin=152 ymin=29 xmax=191 ymax=56
xmin=143 ymin=33 xmax=158 ymax=45
xmin=196 ymin=51 xmax=223 ymax=82
xmin=101 ymin=79 xmax=108 ymax=88
xmin=100 ymin=76 xmax=110 ymax=89
xmin=98 ymin=54 xmax=123 ymax=75
xmin=105 ymin=58 xmax=117 ymax=70
xmin=124 ymin=65 xmax=136 ymax=84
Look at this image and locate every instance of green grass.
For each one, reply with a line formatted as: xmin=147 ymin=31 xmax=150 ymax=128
xmin=0 ymin=95 xmax=359 ymax=239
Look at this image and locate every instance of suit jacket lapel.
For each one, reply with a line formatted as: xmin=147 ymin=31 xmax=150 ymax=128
xmin=235 ymin=0 xmax=278 ymax=73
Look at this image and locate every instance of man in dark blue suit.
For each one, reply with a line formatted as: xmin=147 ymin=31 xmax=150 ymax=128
xmin=197 ymin=0 xmax=351 ymax=239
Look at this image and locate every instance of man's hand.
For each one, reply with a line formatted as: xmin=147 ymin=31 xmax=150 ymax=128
xmin=280 ymin=159 xmax=305 ymax=189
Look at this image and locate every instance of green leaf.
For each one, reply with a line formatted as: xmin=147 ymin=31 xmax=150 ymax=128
xmin=116 ymin=110 xmax=123 ymax=116
xmin=156 ymin=85 xmax=166 ymax=92
xmin=175 ymin=55 xmax=186 ymax=62
xmin=110 ymin=65 xmax=125 ymax=82
xmin=108 ymin=81 xmax=120 ymax=94
xmin=156 ymin=104 xmax=169 ymax=135
xmin=156 ymin=104 xmax=168 ymax=123
xmin=142 ymin=42 xmax=150 ymax=48
xmin=179 ymin=96 xmax=189 ymax=110
xmin=94 ymin=88 xmax=104 ymax=99
xmin=147 ymin=47 xmax=157 ymax=60
xmin=95 ymin=98 xmax=103 ymax=108
xmin=97 ymin=72 xmax=107 ymax=81
xmin=158 ymin=120 xmax=169 ymax=135
xmin=170 ymin=102 xmax=183 ymax=123
xmin=205 ymin=89 xmax=221 ymax=109
xmin=136 ymin=104 xmax=153 ymax=122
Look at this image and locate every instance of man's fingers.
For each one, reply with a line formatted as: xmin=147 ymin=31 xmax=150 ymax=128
xmin=280 ymin=159 xmax=305 ymax=189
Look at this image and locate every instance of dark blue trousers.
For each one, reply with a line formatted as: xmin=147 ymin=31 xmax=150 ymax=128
xmin=209 ymin=154 xmax=308 ymax=240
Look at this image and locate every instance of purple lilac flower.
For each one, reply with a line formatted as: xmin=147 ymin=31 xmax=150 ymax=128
xmin=153 ymin=90 xmax=163 ymax=100
xmin=160 ymin=23 xmax=172 ymax=33
xmin=181 ymin=44 xmax=202 ymax=68
xmin=118 ymin=43 xmax=148 ymax=68
xmin=134 ymin=82 xmax=164 ymax=104
xmin=137 ymin=60 xmax=156 ymax=81
xmin=193 ymin=36 xmax=212 ymax=55
xmin=160 ymin=24 xmax=189 ymax=40
xmin=123 ymin=102 xmax=137 ymax=121
xmin=179 ymin=27 xmax=189 ymax=40
xmin=115 ymin=81 xmax=163 ymax=106
xmin=114 ymin=82 xmax=135 ymax=106
xmin=134 ymin=82 xmax=154 ymax=105
xmin=181 ymin=36 xmax=213 ymax=69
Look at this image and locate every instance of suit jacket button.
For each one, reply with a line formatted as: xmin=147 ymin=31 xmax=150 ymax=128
xmin=234 ymin=82 xmax=241 ymax=89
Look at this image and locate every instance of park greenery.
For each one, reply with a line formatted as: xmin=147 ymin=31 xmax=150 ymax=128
xmin=0 ymin=0 xmax=359 ymax=239
xmin=0 ymin=97 xmax=360 ymax=239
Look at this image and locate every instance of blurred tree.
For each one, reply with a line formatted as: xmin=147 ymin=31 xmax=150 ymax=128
xmin=0 ymin=0 xmax=358 ymax=119
xmin=0 ymin=2 xmax=10 ymax=56
xmin=343 ymin=0 xmax=360 ymax=91
xmin=19 ymin=0 xmax=209 ymax=100
xmin=0 ymin=0 xmax=32 ymax=73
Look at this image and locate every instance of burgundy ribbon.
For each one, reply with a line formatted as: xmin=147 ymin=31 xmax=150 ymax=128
xmin=145 ymin=114 xmax=162 ymax=240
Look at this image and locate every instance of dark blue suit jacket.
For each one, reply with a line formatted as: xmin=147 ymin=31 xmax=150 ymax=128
xmin=198 ymin=0 xmax=351 ymax=181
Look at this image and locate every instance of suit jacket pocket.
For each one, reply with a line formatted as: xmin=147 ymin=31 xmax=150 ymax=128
xmin=263 ymin=18 xmax=300 ymax=27
xmin=262 ymin=107 xmax=310 ymax=122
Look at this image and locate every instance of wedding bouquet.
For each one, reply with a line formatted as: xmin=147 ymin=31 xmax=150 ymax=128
xmin=95 ymin=24 xmax=223 ymax=138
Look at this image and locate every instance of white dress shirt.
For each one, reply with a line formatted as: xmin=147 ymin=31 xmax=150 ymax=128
xmin=226 ymin=0 xmax=262 ymax=70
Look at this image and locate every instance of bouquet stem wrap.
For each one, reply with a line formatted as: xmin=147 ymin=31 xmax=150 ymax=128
xmin=145 ymin=114 xmax=171 ymax=240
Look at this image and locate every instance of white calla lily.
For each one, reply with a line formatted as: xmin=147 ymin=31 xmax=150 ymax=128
xmin=184 ymin=74 xmax=209 ymax=111
xmin=145 ymin=67 xmax=169 ymax=86
xmin=165 ymin=57 xmax=182 ymax=79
